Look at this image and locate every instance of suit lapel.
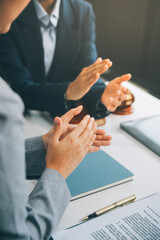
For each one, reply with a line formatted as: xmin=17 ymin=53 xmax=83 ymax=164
xmin=15 ymin=2 xmax=45 ymax=83
xmin=47 ymin=0 xmax=80 ymax=82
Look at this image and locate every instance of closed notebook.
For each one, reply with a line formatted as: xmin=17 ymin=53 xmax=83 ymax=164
xmin=66 ymin=150 xmax=134 ymax=200
xmin=120 ymin=115 xmax=160 ymax=156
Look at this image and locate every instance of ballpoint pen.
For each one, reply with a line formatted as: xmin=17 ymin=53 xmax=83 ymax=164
xmin=81 ymin=194 xmax=136 ymax=222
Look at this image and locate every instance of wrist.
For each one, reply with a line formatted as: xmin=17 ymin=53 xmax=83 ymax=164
xmin=66 ymin=84 xmax=72 ymax=100
xmin=42 ymin=134 xmax=49 ymax=151
xmin=46 ymin=164 xmax=67 ymax=179
xmin=66 ymin=83 xmax=79 ymax=101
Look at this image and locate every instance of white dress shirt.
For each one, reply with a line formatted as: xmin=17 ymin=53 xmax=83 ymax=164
xmin=33 ymin=0 xmax=61 ymax=75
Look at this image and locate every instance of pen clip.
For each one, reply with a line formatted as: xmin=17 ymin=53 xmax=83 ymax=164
xmin=116 ymin=195 xmax=136 ymax=207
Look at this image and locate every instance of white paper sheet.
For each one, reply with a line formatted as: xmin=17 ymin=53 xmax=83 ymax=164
xmin=52 ymin=193 xmax=160 ymax=240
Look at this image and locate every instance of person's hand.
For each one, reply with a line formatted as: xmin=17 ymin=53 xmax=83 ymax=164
xmin=45 ymin=115 xmax=96 ymax=179
xmin=42 ymin=106 xmax=84 ymax=150
xmin=59 ymin=126 xmax=112 ymax=153
xmin=66 ymin=57 xmax=112 ymax=101
xmin=89 ymin=129 xmax=112 ymax=153
xmin=42 ymin=106 xmax=112 ymax=153
xmin=101 ymin=73 xmax=132 ymax=112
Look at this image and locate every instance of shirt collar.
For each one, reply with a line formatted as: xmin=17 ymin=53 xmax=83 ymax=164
xmin=33 ymin=0 xmax=61 ymax=28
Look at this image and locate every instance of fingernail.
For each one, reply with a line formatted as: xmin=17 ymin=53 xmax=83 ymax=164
xmin=77 ymin=105 xmax=83 ymax=109
xmin=90 ymin=117 xmax=95 ymax=122
xmin=98 ymin=57 xmax=102 ymax=62
xmin=85 ymin=115 xmax=90 ymax=120
xmin=54 ymin=117 xmax=59 ymax=124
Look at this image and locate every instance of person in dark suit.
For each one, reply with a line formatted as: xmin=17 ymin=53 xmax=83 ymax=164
xmin=0 ymin=0 xmax=131 ymax=119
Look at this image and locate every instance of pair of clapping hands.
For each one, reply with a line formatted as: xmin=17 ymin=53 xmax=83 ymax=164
xmin=42 ymin=106 xmax=112 ymax=179
xmin=66 ymin=57 xmax=131 ymax=112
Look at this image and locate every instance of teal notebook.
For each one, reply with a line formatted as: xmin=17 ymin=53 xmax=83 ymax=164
xmin=66 ymin=150 xmax=134 ymax=200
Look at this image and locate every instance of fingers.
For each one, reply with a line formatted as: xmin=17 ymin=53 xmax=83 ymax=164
xmin=85 ymin=62 xmax=109 ymax=77
xmin=122 ymin=87 xmax=131 ymax=95
xmin=84 ymin=132 xmax=96 ymax=153
xmin=95 ymin=58 xmax=112 ymax=68
xmin=95 ymin=134 xmax=112 ymax=141
xmin=61 ymin=105 xmax=83 ymax=123
xmin=80 ymin=118 xmax=96 ymax=143
xmin=93 ymin=134 xmax=112 ymax=146
xmin=106 ymin=92 xmax=125 ymax=111
xmin=71 ymin=115 xmax=91 ymax=137
xmin=89 ymin=133 xmax=112 ymax=151
xmin=117 ymin=88 xmax=132 ymax=102
xmin=103 ymin=59 xmax=112 ymax=67
xmin=66 ymin=58 xmax=112 ymax=101
xmin=80 ymin=63 xmax=109 ymax=91
xmin=83 ymin=57 xmax=112 ymax=75
xmin=51 ymin=117 xmax=62 ymax=142
xmin=87 ymin=64 xmax=109 ymax=78
xmin=88 ymin=146 xmax=100 ymax=153
xmin=81 ymin=121 xmax=98 ymax=155
xmin=114 ymin=73 xmax=132 ymax=85
xmin=93 ymin=139 xmax=112 ymax=146
xmin=95 ymin=129 xmax=106 ymax=135
xmin=95 ymin=57 xmax=102 ymax=63
xmin=107 ymin=104 xmax=117 ymax=112
xmin=87 ymin=72 xmax=100 ymax=86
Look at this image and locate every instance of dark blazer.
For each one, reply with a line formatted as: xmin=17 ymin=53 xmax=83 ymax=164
xmin=0 ymin=0 xmax=106 ymax=118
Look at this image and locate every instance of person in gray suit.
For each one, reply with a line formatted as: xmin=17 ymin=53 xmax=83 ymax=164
xmin=0 ymin=1 xmax=112 ymax=239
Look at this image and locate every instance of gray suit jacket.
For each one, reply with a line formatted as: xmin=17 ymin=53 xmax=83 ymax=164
xmin=0 ymin=78 xmax=71 ymax=239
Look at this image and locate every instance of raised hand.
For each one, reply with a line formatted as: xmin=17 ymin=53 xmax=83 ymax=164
xmin=66 ymin=58 xmax=112 ymax=101
xmin=45 ymin=115 xmax=96 ymax=179
xmin=42 ymin=106 xmax=112 ymax=153
xmin=101 ymin=73 xmax=132 ymax=112
xmin=42 ymin=106 xmax=84 ymax=150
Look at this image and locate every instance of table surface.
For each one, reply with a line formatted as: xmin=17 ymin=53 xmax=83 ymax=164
xmin=24 ymin=82 xmax=160 ymax=231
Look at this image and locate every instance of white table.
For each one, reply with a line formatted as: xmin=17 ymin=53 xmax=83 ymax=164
xmin=24 ymin=82 xmax=160 ymax=231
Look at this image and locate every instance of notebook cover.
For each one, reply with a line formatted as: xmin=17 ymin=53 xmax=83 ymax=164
xmin=66 ymin=150 xmax=134 ymax=200
xmin=120 ymin=115 xmax=160 ymax=156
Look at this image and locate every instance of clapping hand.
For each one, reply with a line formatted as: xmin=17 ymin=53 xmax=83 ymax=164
xmin=66 ymin=58 xmax=112 ymax=101
xmin=43 ymin=106 xmax=112 ymax=153
xmin=101 ymin=74 xmax=132 ymax=112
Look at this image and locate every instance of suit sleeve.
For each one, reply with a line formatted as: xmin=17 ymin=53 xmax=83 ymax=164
xmin=0 ymin=79 xmax=71 ymax=239
xmin=25 ymin=136 xmax=46 ymax=179
xmin=0 ymin=32 xmax=69 ymax=116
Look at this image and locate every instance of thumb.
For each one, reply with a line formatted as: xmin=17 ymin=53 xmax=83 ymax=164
xmin=61 ymin=105 xmax=83 ymax=124
xmin=114 ymin=73 xmax=132 ymax=85
xmin=51 ymin=117 xmax=62 ymax=141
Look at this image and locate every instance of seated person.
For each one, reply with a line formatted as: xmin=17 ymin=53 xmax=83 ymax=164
xmin=0 ymin=0 xmax=112 ymax=238
xmin=0 ymin=0 xmax=131 ymax=119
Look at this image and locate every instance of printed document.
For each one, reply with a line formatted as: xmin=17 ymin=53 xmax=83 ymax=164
xmin=52 ymin=193 xmax=160 ymax=240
